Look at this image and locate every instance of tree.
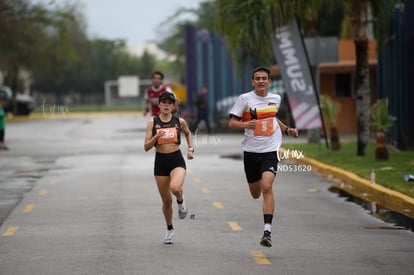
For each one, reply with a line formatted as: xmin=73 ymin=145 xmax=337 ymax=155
xmin=370 ymin=98 xmax=395 ymax=161
xmin=215 ymin=0 xmax=400 ymax=156
xmin=139 ymin=50 xmax=156 ymax=79
xmin=0 ymin=0 xmax=82 ymax=109
xmin=344 ymin=1 xmax=371 ymax=157
xmin=157 ymin=1 xmax=217 ymax=81
xmin=321 ymin=95 xmax=341 ymax=151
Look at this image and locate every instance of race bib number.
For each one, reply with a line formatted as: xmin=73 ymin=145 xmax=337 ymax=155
xmin=157 ymin=128 xmax=178 ymax=144
xmin=254 ymin=118 xmax=274 ymax=136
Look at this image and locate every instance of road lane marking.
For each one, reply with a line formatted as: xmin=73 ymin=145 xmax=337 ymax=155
xmin=213 ymin=202 xmax=223 ymax=209
xmin=38 ymin=189 xmax=48 ymax=195
xmin=24 ymin=204 xmax=35 ymax=213
xmin=250 ymin=250 xmax=271 ymax=265
xmin=2 ymin=226 xmax=19 ymax=236
xmin=202 ymin=188 xmax=209 ymax=193
xmin=193 ymin=177 xmax=201 ymax=183
xmin=227 ymin=221 xmax=242 ymax=231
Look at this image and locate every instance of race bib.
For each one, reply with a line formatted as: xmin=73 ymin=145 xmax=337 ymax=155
xmin=157 ymin=127 xmax=178 ymax=144
xmin=254 ymin=118 xmax=274 ymax=136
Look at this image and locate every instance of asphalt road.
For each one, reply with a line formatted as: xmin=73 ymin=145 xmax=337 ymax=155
xmin=0 ymin=115 xmax=413 ymax=275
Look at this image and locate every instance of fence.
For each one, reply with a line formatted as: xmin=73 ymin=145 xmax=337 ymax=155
xmin=378 ymin=3 xmax=414 ymax=150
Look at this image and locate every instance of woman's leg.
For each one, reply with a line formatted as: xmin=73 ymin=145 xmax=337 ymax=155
xmin=169 ymin=167 xmax=186 ymax=200
xmin=170 ymin=167 xmax=187 ymax=219
xmin=155 ymin=175 xmax=173 ymax=226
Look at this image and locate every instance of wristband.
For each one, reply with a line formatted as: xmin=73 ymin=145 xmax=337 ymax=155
xmin=188 ymin=147 xmax=194 ymax=153
xmin=284 ymin=127 xmax=289 ymax=136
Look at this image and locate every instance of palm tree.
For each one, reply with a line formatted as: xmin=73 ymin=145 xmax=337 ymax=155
xmin=370 ymin=98 xmax=395 ymax=161
xmin=344 ymin=1 xmax=371 ymax=156
xmin=321 ymin=95 xmax=341 ymax=151
xmin=345 ymin=0 xmax=399 ymax=156
xmin=215 ymin=0 xmax=399 ymax=155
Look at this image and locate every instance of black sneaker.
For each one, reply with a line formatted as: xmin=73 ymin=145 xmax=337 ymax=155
xmin=260 ymin=230 xmax=272 ymax=247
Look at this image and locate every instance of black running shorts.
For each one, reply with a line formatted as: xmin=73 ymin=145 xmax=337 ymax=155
xmin=243 ymin=151 xmax=278 ymax=183
xmin=154 ymin=150 xmax=186 ymax=176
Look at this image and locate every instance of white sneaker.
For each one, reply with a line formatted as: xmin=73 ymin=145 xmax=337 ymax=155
xmin=178 ymin=198 xmax=187 ymax=219
xmin=164 ymin=229 xmax=174 ymax=244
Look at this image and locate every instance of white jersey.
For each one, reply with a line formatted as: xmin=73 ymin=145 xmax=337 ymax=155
xmin=229 ymin=91 xmax=282 ymax=153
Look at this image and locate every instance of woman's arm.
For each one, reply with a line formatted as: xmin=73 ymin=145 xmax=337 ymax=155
xmin=144 ymin=118 xmax=159 ymax=151
xmin=180 ymin=118 xmax=194 ymax=159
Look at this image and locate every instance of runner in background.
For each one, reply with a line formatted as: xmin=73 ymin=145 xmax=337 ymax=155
xmin=143 ymin=71 xmax=173 ymax=117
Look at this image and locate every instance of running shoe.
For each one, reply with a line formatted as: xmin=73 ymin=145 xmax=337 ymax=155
xmin=178 ymin=198 xmax=187 ymax=219
xmin=164 ymin=229 xmax=174 ymax=244
xmin=260 ymin=230 xmax=272 ymax=247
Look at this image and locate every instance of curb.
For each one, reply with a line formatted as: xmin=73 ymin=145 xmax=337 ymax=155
xmin=287 ymin=151 xmax=414 ymax=219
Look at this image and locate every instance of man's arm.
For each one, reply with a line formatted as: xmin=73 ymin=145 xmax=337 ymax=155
xmin=228 ymin=115 xmax=257 ymax=130
xmin=143 ymin=100 xmax=150 ymax=116
xmin=276 ymin=118 xmax=299 ymax=137
xmin=143 ymin=89 xmax=150 ymax=116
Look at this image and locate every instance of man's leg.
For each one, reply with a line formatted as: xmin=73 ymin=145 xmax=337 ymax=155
xmin=261 ymin=171 xmax=275 ymax=215
xmin=260 ymin=171 xmax=275 ymax=247
xmin=193 ymin=114 xmax=202 ymax=132
xmin=202 ymin=113 xmax=211 ymax=133
xmin=247 ymin=172 xmax=275 ymax=208
xmin=248 ymin=181 xmax=261 ymax=199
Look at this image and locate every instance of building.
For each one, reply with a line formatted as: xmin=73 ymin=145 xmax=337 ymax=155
xmin=271 ymin=40 xmax=378 ymax=134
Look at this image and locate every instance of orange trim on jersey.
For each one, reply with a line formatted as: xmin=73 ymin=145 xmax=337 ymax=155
xmin=241 ymin=108 xmax=278 ymax=122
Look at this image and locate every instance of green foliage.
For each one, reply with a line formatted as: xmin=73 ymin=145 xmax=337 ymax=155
xmin=370 ymin=98 xmax=395 ymax=132
xmin=216 ymin=0 xmax=276 ymax=67
xmin=320 ymin=95 xmax=340 ymax=126
xmin=0 ymin=0 xmax=84 ymax=111
xmin=316 ymin=0 xmax=345 ymax=36
xmin=370 ymin=0 xmax=402 ymax=49
xmin=32 ymin=38 xmax=145 ymax=99
xmin=215 ymin=0 xmax=346 ymax=70
xmin=0 ymin=0 xmax=162 ymax=102
xmin=157 ymin=1 xmax=217 ymax=81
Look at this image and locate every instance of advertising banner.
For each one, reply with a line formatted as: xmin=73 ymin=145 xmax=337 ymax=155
xmin=272 ymin=19 xmax=322 ymax=130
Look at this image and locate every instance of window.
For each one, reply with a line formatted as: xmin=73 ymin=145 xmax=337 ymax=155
xmin=335 ymin=73 xmax=352 ymax=97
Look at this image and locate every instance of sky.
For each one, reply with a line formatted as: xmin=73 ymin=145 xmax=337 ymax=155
xmin=37 ymin=0 xmax=205 ymax=46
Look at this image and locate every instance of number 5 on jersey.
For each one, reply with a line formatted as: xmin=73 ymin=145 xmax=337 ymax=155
xmin=254 ymin=118 xmax=274 ymax=136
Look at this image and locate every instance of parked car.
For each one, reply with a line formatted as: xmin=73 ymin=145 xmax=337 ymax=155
xmin=0 ymin=86 xmax=34 ymax=115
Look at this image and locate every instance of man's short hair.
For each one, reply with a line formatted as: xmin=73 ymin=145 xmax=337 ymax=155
xmin=251 ymin=66 xmax=271 ymax=80
xmin=152 ymin=71 xmax=164 ymax=80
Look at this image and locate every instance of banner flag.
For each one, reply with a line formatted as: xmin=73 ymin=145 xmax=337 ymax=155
xmin=272 ymin=19 xmax=323 ymax=130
